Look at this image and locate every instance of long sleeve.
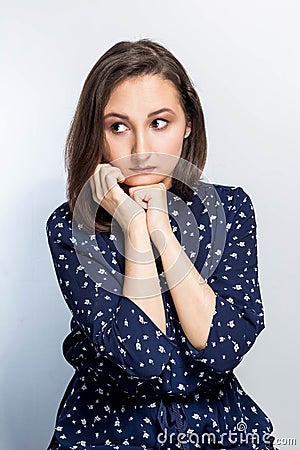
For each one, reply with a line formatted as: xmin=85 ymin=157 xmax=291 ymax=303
xmin=46 ymin=204 xmax=177 ymax=380
xmin=186 ymin=187 xmax=265 ymax=372
xmin=45 ymin=191 xmax=276 ymax=450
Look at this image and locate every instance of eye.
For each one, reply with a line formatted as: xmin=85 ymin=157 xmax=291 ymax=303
xmin=151 ymin=119 xmax=168 ymax=130
xmin=110 ymin=122 xmax=129 ymax=134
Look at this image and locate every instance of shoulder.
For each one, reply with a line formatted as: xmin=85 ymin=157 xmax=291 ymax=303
xmin=198 ymin=182 xmax=254 ymax=212
xmin=46 ymin=202 xmax=72 ymax=243
xmin=212 ymin=183 xmax=258 ymax=237
xmin=192 ymin=182 xmax=257 ymax=230
xmin=213 ymin=182 xmax=252 ymax=206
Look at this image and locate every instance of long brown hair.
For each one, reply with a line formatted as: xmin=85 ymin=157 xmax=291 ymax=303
xmin=65 ymin=39 xmax=207 ymax=232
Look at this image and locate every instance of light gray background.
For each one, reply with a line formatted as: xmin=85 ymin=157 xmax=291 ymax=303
xmin=0 ymin=1 xmax=299 ymax=449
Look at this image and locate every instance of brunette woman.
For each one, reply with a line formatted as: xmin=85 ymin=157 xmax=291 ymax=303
xmin=46 ymin=39 xmax=276 ymax=450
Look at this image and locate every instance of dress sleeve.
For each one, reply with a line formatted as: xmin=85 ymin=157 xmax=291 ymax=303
xmin=46 ymin=204 xmax=177 ymax=380
xmin=186 ymin=187 xmax=265 ymax=373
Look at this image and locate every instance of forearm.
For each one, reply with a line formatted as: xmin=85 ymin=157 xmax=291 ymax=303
xmin=122 ymin=215 xmax=166 ymax=334
xmin=153 ymin=229 xmax=216 ymax=350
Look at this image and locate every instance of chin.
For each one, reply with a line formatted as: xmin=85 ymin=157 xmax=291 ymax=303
xmin=123 ymin=173 xmax=169 ymax=187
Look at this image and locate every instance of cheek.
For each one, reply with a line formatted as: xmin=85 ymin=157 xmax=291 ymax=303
xmin=104 ymin=137 xmax=133 ymax=175
xmin=159 ymin=130 xmax=184 ymax=156
xmin=104 ymin=136 xmax=129 ymax=162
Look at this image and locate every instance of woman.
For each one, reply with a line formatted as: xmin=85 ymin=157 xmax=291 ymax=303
xmin=46 ymin=39 xmax=276 ymax=450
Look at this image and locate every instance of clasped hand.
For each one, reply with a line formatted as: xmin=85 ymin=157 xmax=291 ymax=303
xmin=90 ymin=163 xmax=172 ymax=249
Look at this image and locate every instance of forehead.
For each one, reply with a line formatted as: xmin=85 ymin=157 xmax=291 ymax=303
xmin=105 ymin=75 xmax=182 ymax=111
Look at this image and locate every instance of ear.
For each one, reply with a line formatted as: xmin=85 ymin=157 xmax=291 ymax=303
xmin=184 ymin=123 xmax=191 ymax=139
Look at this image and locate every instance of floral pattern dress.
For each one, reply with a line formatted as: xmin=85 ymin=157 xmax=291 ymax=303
xmin=46 ymin=182 xmax=276 ymax=450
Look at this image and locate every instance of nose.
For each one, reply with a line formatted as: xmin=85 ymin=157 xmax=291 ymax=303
xmin=131 ymin=130 xmax=152 ymax=164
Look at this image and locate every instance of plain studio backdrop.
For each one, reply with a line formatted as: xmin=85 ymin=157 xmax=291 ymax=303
xmin=0 ymin=1 xmax=299 ymax=449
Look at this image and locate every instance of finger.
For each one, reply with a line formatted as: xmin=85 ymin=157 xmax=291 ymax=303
xmin=133 ymin=197 xmax=148 ymax=210
xmin=94 ymin=162 xmax=124 ymax=181
xmin=96 ymin=165 xmax=125 ymax=200
xmin=90 ymin=174 xmax=97 ymax=203
xmin=93 ymin=162 xmax=111 ymax=177
xmin=131 ymin=183 xmax=165 ymax=194
xmin=104 ymin=167 xmax=126 ymax=191
xmin=93 ymin=163 xmax=101 ymax=176
xmin=106 ymin=171 xmax=126 ymax=188
xmin=128 ymin=185 xmax=147 ymax=196
xmin=129 ymin=189 xmax=147 ymax=209
xmin=93 ymin=165 xmax=107 ymax=202
xmin=128 ymin=185 xmax=159 ymax=198
xmin=92 ymin=163 xmax=109 ymax=198
xmin=109 ymin=162 xmax=126 ymax=182
xmin=91 ymin=164 xmax=109 ymax=203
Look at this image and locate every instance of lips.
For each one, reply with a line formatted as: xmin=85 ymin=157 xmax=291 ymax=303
xmin=130 ymin=166 xmax=156 ymax=173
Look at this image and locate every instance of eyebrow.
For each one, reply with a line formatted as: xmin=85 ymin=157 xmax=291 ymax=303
xmin=103 ymin=108 xmax=176 ymax=120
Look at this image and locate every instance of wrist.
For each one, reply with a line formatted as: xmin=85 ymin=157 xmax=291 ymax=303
xmin=119 ymin=209 xmax=145 ymax=233
xmin=127 ymin=214 xmax=149 ymax=241
xmin=124 ymin=214 xmax=154 ymax=263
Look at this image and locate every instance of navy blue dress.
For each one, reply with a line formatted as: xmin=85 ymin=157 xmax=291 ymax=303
xmin=46 ymin=182 xmax=276 ymax=450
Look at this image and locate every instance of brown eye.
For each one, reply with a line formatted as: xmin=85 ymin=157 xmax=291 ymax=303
xmin=110 ymin=123 xmax=129 ymax=134
xmin=151 ymin=119 xmax=168 ymax=130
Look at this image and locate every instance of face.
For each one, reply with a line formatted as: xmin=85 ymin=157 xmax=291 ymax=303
xmin=103 ymin=74 xmax=191 ymax=189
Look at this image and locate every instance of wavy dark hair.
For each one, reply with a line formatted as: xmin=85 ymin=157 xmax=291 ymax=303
xmin=65 ymin=38 xmax=207 ymax=232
